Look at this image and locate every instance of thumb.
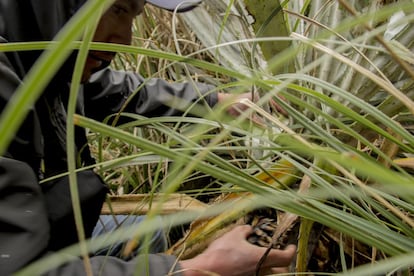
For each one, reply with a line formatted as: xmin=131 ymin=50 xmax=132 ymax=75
xmin=230 ymin=225 xmax=254 ymax=239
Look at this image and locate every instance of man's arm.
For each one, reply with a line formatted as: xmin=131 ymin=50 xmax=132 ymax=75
xmin=46 ymin=226 xmax=296 ymax=276
xmin=0 ymin=157 xmax=182 ymax=276
xmin=0 ymin=158 xmax=50 ymax=275
xmin=83 ymin=68 xmax=218 ymax=122
xmin=45 ymin=254 xmax=181 ymax=276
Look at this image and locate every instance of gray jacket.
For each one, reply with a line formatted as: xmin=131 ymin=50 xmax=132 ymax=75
xmin=0 ymin=0 xmax=217 ymax=275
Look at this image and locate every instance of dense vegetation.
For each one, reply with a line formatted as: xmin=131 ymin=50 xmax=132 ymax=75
xmin=1 ymin=0 xmax=413 ymax=275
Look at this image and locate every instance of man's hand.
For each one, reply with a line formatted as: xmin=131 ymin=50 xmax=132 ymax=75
xmin=218 ymin=92 xmax=288 ymax=119
xmin=180 ymin=225 xmax=297 ymax=276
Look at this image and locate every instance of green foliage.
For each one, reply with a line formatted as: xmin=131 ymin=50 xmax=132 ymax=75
xmin=2 ymin=0 xmax=414 ymax=275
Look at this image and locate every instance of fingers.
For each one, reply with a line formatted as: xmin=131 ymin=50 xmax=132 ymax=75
xmin=203 ymin=225 xmax=296 ymax=276
xmin=208 ymin=225 xmax=253 ymax=249
xmin=254 ymin=245 xmax=296 ymax=275
xmin=264 ymin=244 xmax=297 ymax=267
xmin=271 ymin=266 xmax=290 ymax=274
xmin=258 ymin=266 xmax=289 ymax=276
xmin=234 ymin=225 xmax=296 ymax=270
xmin=250 ymin=114 xmax=266 ymax=127
xmin=219 ymin=91 xmax=290 ymax=118
xmin=269 ymin=98 xmax=288 ymax=117
xmin=228 ymin=224 xmax=254 ymax=239
xmin=230 ymin=225 xmax=296 ymax=268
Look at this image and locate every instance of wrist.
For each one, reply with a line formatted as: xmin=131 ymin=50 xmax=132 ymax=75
xmin=179 ymin=253 xmax=220 ymax=276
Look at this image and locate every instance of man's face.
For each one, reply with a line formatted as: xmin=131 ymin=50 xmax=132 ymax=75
xmin=82 ymin=0 xmax=145 ymax=82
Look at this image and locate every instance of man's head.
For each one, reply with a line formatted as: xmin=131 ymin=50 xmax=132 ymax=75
xmin=82 ymin=0 xmax=202 ymax=82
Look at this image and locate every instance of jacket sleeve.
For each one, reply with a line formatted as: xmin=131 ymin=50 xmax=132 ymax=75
xmin=0 ymin=157 xmax=50 ymax=276
xmin=0 ymin=157 xmax=182 ymax=276
xmin=40 ymin=170 xmax=108 ymax=251
xmin=83 ymin=68 xmax=218 ymax=122
xmin=45 ymin=254 xmax=182 ymax=276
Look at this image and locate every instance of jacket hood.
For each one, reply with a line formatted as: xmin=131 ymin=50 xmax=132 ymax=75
xmin=0 ymin=0 xmax=86 ymax=76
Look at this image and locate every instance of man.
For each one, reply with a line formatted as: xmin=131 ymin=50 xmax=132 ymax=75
xmin=0 ymin=0 xmax=296 ymax=275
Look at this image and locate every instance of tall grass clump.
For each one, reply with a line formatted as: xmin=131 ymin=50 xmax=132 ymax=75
xmin=1 ymin=0 xmax=414 ymax=275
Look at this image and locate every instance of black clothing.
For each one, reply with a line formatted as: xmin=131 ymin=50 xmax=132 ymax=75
xmin=0 ymin=158 xmax=179 ymax=276
xmin=0 ymin=0 xmax=217 ymax=275
xmin=0 ymin=158 xmax=49 ymax=275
